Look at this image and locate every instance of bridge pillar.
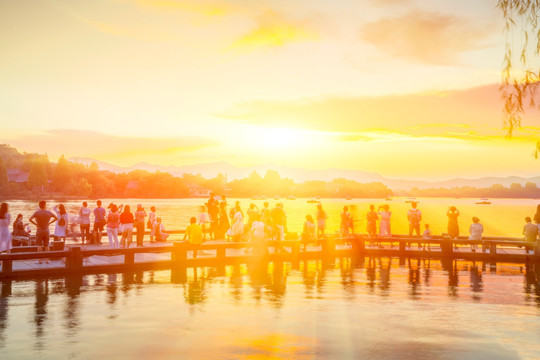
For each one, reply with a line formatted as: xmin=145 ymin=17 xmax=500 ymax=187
xmin=441 ymin=236 xmax=453 ymax=258
xmin=67 ymin=246 xmax=83 ymax=271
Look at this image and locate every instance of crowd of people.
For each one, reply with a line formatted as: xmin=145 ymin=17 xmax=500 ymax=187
xmin=0 ymin=198 xmax=540 ymax=256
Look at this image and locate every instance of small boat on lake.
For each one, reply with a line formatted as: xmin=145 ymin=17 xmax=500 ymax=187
xmin=405 ymin=197 xmax=418 ymax=203
xmin=286 ymin=196 xmax=296 ymax=200
xmin=346 ymin=196 xmax=352 ymax=200
xmin=307 ymin=198 xmax=319 ymax=203
xmin=475 ymin=198 xmax=491 ymax=205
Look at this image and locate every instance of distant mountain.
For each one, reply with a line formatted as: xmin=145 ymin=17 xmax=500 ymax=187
xmin=69 ymin=157 xmax=126 ymax=173
xmin=68 ymin=157 xmax=539 ymax=190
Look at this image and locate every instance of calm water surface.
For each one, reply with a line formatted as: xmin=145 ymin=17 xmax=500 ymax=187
xmin=1 ymin=258 xmax=540 ymax=359
xmin=5 ymin=197 xmax=540 ymax=237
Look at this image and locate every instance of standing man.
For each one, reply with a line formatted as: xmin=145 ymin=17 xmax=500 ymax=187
xmin=93 ymin=200 xmax=106 ymax=244
xmin=407 ymin=202 xmax=422 ymax=248
xmin=134 ymin=204 xmax=147 ymax=247
xmin=206 ymin=193 xmax=218 ymax=240
xmin=271 ymin=202 xmax=286 ymax=253
xmin=29 ymin=201 xmax=58 ymax=264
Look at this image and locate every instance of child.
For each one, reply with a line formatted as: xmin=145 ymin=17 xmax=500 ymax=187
xmin=184 ymin=217 xmax=203 ymax=258
xmin=422 ymin=224 xmax=431 ymax=251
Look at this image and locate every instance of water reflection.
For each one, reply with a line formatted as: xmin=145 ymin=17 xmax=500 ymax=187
xmin=470 ymin=262 xmax=483 ymax=301
xmin=33 ymin=280 xmax=49 ymax=351
xmin=408 ymin=258 xmax=422 ymax=300
xmin=447 ymin=261 xmax=459 ymax=299
xmin=64 ymin=276 xmax=82 ymax=337
xmin=0 ymin=256 xmax=538 ymax=358
xmin=0 ymin=282 xmax=8 ymax=349
xmin=525 ymin=263 xmax=540 ymax=307
xmin=184 ymin=268 xmax=208 ymax=306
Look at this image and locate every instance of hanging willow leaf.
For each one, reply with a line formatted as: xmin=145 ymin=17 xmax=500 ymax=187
xmin=497 ymin=0 xmax=540 ymax=153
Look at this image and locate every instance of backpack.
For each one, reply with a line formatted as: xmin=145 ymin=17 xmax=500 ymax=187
xmin=58 ymin=216 xmax=66 ymax=226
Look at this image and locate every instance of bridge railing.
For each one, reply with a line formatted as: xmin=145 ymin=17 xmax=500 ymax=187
xmin=1 ymin=235 xmax=539 ymax=277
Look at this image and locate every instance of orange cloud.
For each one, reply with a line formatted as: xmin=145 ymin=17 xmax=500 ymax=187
xmin=82 ymin=18 xmax=177 ymax=41
xmin=118 ymin=0 xmax=237 ymax=17
xmin=7 ymin=130 xmax=220 ymax=161
xmin=359 ymin=11 xmax=493 ymax=65
xmin=230 ymin=10 xmax=318 ymax=51
xmin=219 ymin=84 xmax=540 ymax=140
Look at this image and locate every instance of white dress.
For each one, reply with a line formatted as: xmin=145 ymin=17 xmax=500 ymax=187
xmin=228 ymin=212 xmax=244 ymax=237
xmin=379 ymin=210 xmax=392 ymax=237
xmin=54 ymin=208 xmax=68 ymax=237
xmin=0 ymin=213 xmax=12 ymax=252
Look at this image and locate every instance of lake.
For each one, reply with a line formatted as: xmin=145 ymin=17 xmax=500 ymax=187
xmin=0 ymin=258 xmax=539 ymax=359
xmin=5 ymin=197 xmax=540 ymax=238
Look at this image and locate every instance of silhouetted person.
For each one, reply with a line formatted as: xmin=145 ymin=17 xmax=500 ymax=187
xmin=29 ymin=201 xmax=58 ymax=264
xmin=407 ymin=202 xmax=422 ymax=248
xmin=447 ymin=206 xmax=460 ymax=239
xmin=93 ymin=200 xmax=106 ymax=244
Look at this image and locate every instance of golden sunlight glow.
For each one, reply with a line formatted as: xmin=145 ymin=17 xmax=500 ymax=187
xmin=230 ymin=11 xmax=318 ymax=50
xmin=233 ymin=126 xmax=321 ymax=153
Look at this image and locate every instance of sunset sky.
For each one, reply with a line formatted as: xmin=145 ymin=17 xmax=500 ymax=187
xmin=1 ymin=0 xmax=539 ymax=180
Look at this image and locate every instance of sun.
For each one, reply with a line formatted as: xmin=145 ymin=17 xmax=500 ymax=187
xmin=224 ymin=125 xmax=322 ymax=155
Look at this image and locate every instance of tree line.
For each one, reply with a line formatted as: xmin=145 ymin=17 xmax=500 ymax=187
xmin=1 ymin=144 xmax=537 ymax=199
xmin=0 ymin=144 xmax=392 ymax=199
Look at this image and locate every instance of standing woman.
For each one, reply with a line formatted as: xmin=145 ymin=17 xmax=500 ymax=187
xmin=378 ymin=204 xmax=393 ymax=247
xmin=134 ymin=204 xmax=147 ymax=247
xmin=316 ymin=203 xmax=327 ymax=238
xmin=53 ymin=204 xmax=68 ymax=242
xmin=447 ymin=206 xmax=460 ymax=239
xmin=340 ymin=206 xmax=352 ymax=237
xmin=217 ymin=201 xmax=230 ymax=240
xmin=79 ymin=202 xmax=92 ymax=244
xmin=106 ymin=203 xmax=120 ymax=248
xmin=148 ymin=206 xmax=157 ymax=243
xmin=119 ymin=205 xmax=134 ymax=248
xmin=0 ymin=203 xmax=12 ymax=253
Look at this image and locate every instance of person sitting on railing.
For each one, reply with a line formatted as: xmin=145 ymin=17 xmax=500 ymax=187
xmin=301 ymin=215 xmax=316 ymax=251
xmin=155 ymin=217 xmax=169 ymax=242
xmin=184 ymin=217 xmax=203 ymax=258
xmin=523 ymin=217 xmax=538 ymax=254
xmin=469 ymin=217 xmax=484 ymax=252
xmin=12 ymin=214 xmax=30 ymax=237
